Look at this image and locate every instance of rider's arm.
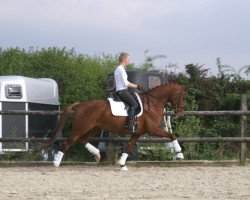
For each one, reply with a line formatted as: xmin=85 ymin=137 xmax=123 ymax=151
xmin=127 ymin=82 xmax=138 ymax=89
xmin=119 ymin=68 xmax=129 ymax=87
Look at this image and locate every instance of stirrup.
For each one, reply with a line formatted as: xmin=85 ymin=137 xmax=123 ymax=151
xmin=124 ymin=124 xmax=136 ymax=133
xmin=125 ymin=114 xmax=137 ymax=133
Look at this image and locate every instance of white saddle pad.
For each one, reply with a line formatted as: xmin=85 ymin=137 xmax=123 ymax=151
xmin=108 ymin=93 xmax=143 ymax=117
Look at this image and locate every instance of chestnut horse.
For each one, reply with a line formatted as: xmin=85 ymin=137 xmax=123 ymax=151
xmin=44 ymin=83 xmax=189 ymax=170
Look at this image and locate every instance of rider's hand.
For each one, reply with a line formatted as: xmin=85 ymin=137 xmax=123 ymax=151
xmin=137 ymin=85 xmax=144 ymax=91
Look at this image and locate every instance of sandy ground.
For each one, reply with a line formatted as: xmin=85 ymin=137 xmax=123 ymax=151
xmin=0 ymin=165 xmax=250 ymax=200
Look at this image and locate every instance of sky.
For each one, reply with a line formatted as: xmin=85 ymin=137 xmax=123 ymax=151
xmin=1 ymin=0 xmax=250 ymax=78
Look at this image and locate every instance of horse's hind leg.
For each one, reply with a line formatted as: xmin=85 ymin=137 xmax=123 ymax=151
xmin=53 ymin=131 xmax=82 ymax=167
xmin=78 ymin=128 xmax=101 ymax=162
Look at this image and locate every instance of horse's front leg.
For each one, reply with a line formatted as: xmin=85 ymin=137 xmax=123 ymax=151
xmin=149 ymin=127 xmax=184 ymax=159
xmin=118 ymin=133 xmax=140 ymax=171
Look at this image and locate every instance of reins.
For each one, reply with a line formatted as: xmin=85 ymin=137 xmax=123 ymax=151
xmin=141 ymin=91 xmax=165 ymax=112
xmin=141 ymin=90 xmax=151 ymax=112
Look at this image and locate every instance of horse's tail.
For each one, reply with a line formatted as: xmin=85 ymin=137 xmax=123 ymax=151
xmin=41 ymin=102 xmax=80 ymax=147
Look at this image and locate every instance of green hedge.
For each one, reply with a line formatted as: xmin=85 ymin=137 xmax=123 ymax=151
xmin=0 ymin=47 xmax=117 ymax=107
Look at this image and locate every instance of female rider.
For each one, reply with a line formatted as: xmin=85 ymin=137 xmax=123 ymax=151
xmin=114 ymin=52 xmax=143 ymax=133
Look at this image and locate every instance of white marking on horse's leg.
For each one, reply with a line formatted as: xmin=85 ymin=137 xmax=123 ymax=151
xmin=85 ymin=143 xmax=101 ymax=162
xmin=171 ymin=140 xmax=182 ymax=152
xmin=173 ymin=152 xmax=184 ymax=160
xmin=53 ymin=151 xmax=64 ymax=167
xmin=118 ymin=153 xmax=128 ymax=168
xmin=176 ymin=152 xmax=184 ymax=160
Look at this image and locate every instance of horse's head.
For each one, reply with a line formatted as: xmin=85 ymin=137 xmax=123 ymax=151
xmin=146 ymin=83 xmax=189 ymax=117
xmin=170 ymin=85 xmax=189 ymax=117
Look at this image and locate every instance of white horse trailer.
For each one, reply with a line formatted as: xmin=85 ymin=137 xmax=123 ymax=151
xmin=0 ymin=76 xmax=60 ymax=153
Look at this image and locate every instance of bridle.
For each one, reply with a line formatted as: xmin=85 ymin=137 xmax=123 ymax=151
xmin=141 ymin=85 xmax=186 ymax=113
xmin=171 ymin=85 xmax=186 ymax=113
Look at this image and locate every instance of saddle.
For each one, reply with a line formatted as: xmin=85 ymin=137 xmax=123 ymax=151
xmin=108 ymin=93 xmax=143 ymax=117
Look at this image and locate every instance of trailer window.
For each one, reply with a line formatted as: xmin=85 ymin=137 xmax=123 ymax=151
xmin=5 ymin=84 xmax=22 ymax=99
xmin=148 ymin=76 xmax=161 ymax=89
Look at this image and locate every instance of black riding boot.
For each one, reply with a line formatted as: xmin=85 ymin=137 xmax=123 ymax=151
xmin=125 ymin=108 xmax=136 ymax=133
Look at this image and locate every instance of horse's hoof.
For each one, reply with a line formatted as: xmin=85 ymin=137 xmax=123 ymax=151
xmin=176 ymin=152 xmax=184 ymax=160
xmin=95 ymin=153 xmax=101 ymax=163
xmin=120 ymin=166 xmax=128 ymax=171
xmin=53 ymin=162 xmax=60 ymax=167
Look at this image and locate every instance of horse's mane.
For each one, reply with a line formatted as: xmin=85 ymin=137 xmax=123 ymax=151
xmin=148 ymin=82 xmax=179 ymax=93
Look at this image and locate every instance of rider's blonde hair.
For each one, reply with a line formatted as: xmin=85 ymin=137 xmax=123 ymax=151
xmin=118 ymin=52 xmax=129 ymax=63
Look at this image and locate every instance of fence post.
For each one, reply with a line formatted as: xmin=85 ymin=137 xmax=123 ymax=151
xmin=240 ymin=94 xmax=248 ymax=164
xmin=106 ymin=134 xmax=117 ymax=165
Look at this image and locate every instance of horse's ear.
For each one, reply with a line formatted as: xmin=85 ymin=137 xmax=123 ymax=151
xmin=184 ymin=85 xmax=190 ymax=92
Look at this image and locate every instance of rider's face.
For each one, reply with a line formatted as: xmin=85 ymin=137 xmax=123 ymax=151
xmin=123 ymin=56 xmax=130 ymax=66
